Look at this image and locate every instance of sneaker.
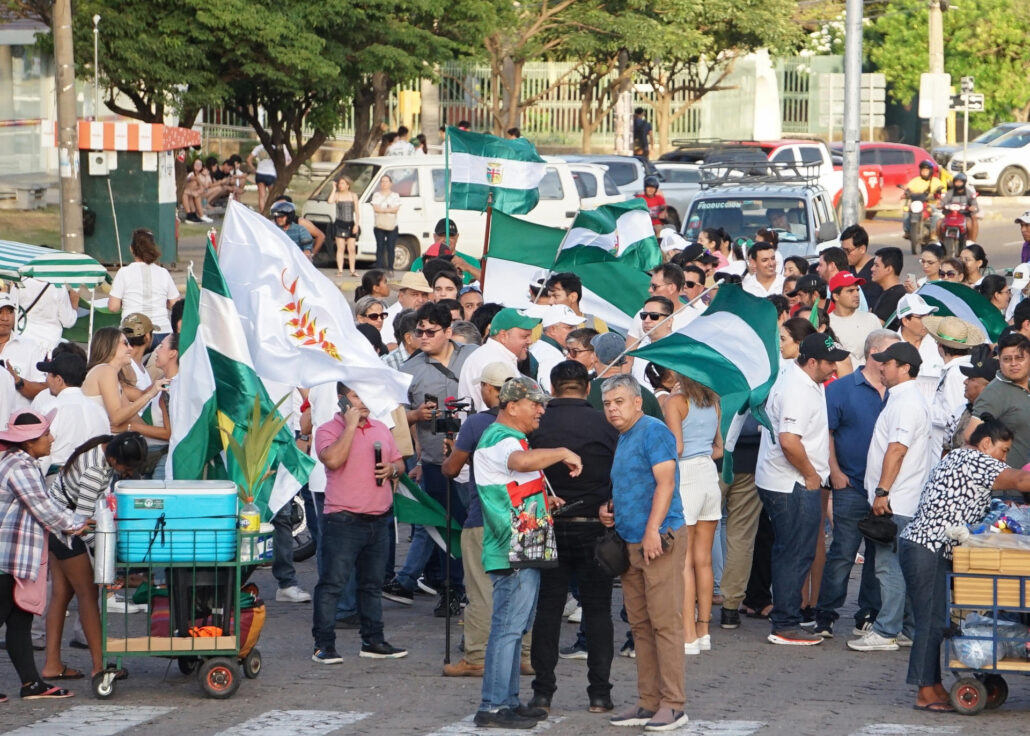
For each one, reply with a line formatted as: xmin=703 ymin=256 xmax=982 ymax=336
xmin=473 ymin=708 xmax=536 ymax=730
xmin=415 ymin=577 xmax=437 ymax=596
xmin=199 ymin=215 xmax=213 ymax=223
xmin=610 ymin=706 xmax=656 ymax=727
xmin=568 ymin=606 xmax=582 ymax=623
xmin=644 ymin=707 xmax=689 ymax=732
xmin=185 ymin=213 xmax=202 ymax=223
xmin=20 ymin=682 xmax=72 ymax=700
xmin=684 ymin=639 xmax=700 ymax=655
xmin=275 ymin=585 xmax=311 ymax=603
xmin=898 ymin=633 xmax=913 ymax=648
xmin=699 ymin=634 xmax=711 ymax=651
xmin=382 ymin=579 xmax=415 ymax=605
xmin=768 ymin=629 xmax=823 ymax=646
xmin=360 ymin=641 xmax=408 ymax=659
xmin=799 ymin=606 xmax=816 ymax=628
xmin=311 ymin=647 xmax=343 ymax=665
xmin=619 ymin=640 xmax=636 ymax=658
xmin=559 ymin=641 xmax=588 ymax=660
xmin=720 ymin=607 xmax=740 ymax=629
xmin=847 ymin=630 xmax=899 ymax=652
xmin=434 ymin=591 xmax=462 ymax=618
xmin=562 ymin=596 xmax=578 ymax=618
xmin=106 ymin=594 xmax=146 ymax=614
xmin=852 ymin=620 xmax=875 ymax=637
xmin=813 ymin=622 xmax=834 ymax=638
xmin=514 ymin=703 xmax=548 ymax=721
xmin=442 ymin=658 xmax=484 ymax=677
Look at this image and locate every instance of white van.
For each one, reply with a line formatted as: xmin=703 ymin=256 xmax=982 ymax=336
xmin=302 ymin=155 xmax=585 ymax=270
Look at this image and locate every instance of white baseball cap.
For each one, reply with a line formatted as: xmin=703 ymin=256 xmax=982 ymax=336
xmin=0 ymin=293 xmax=14 ymax=311
xmin=896 ymin=293 xmax=938 ymax=319
xmin=1014 ymin=211 xmax=1030 ymax=225
xmin=540 ymin=304 xmax=585 ymax=329
xmin=1013 ymin=263 xmax=1030 ymax=291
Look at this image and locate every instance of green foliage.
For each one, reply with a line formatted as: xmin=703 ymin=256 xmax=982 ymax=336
xmin=868 ymin=0 xmax=1030 ymax=121
xmin=221 ymin=395 xmax=291 ymax=504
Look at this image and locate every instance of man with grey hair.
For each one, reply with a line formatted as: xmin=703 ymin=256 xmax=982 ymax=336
xmin=812 ymin=328 xmax=898 ymax=639
xmin=450 ymin=320 xmax=483 ymax=346
xmin=599 ymin=374 xmax=688 ymax=731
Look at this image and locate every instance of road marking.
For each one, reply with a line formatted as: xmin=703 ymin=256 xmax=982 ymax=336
xmin=3 ymin=706 xmax=174 ymax=736
xmin=850 ymin=725 xmax=962 ymax=735
xmin=212 ymin=710 xmax=371 ymax=736
xmin=662 ymin=721 xmax=766 ymax=735
xmin=426 ymin=715 xmax=565 ymax=735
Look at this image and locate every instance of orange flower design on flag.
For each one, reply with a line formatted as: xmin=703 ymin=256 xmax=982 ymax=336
xmin=280 ymin=268 xmax=342 ymax=360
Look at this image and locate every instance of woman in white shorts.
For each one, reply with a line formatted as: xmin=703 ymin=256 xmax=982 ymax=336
xmin=664 ymin=374 xmax=722 ymax=655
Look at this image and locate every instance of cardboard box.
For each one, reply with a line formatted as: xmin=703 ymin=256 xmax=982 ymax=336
xmin=953 ymin=546 xmax=1030 ymax=576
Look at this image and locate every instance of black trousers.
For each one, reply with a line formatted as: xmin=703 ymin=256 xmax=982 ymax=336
xmin=530 ymin=520 xmax=614 ymax=700
xmin=743 ymin=507 xmax=774 ymax=612
xmin=0 ymin=573 xmax=41 ymax=685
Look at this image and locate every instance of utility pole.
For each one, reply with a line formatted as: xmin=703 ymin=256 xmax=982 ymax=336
xmin=840 ymin=0 xmax=863 ymax=226
xmin=54 ymin=0 xmax=84 ymax=253
xmin=928 ymin=0 xmax=947 ymax=146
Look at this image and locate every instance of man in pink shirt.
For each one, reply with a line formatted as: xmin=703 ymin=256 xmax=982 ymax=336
xmin=311 ymin=382 xmax=408 ymax=664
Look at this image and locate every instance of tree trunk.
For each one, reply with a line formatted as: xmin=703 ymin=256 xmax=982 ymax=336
xmin=579 ymin=77 xmax=596 ymax=153
xmin=655 ymin=74 xmax=672 ymax=156
xmin=371 ymin=71 xmax=391 ymax=147
xmin=499 ymin=56 xmax=521 ymax=134
xmin=346 ymin=82 xmax=376 ymax=160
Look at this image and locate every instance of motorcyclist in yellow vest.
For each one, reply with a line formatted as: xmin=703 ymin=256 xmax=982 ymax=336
xmin=903 ymin=159 xmax=944 ymax=240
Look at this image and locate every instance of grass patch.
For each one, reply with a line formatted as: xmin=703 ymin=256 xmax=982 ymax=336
xmin=0 ymin=206 xmax=61 ymax=247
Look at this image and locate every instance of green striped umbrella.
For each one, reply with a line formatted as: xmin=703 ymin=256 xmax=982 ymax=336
xmin=0 ymin=240 xmax=110 ymax=287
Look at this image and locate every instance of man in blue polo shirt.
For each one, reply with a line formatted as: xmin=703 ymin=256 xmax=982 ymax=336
xmin=813 ymin=329 xmax=898 ymax=638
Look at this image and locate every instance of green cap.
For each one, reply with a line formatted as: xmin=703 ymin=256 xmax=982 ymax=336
xmin=499 ymin=375 xmax=551 ymax=405
xmin=489 ymin=308 xmax=541 ymax=336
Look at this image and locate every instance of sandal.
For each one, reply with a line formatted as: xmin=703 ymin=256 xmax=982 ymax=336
xmin=40 ymin=665 xmax=84 ymax=680
xmin=913 ymin=701 xmax=954 ymax=713
xmin=20 ymin=681 xmax=73 ymax=700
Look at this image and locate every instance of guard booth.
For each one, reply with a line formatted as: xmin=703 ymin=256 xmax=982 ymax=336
xmin=78 ymin=121 xmax=201 ymax=266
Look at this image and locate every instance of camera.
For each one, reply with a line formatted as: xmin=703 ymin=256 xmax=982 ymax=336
xmin=431 ymin=397 xmax=470 ymax=436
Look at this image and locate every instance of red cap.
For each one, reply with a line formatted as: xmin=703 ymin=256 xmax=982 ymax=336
xmin=829 ymin=271 xmax=865 ymax=292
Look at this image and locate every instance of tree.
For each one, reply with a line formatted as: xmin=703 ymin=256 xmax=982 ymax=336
xmin=868 ymin=0 xmax=1030 ymax=123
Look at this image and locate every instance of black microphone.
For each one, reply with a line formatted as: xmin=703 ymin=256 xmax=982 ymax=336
xmin=374 ymin=441 xmax=383 ymax=486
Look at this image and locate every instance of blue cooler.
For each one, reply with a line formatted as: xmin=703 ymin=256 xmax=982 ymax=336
xmin=115 ymin=480 xmax=239 ymax=563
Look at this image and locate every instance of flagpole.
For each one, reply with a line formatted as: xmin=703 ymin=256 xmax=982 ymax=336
xmin=444 ymin=128 xmax=451 ymax=252
xmin=480 ymin=190 xmax=494 ymax=290
xmin=598 ymin=284 xmax=718 ymax=378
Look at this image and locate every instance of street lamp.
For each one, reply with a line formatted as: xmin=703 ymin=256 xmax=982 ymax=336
xmin=92 ymin=14 xmax=100 ymax=120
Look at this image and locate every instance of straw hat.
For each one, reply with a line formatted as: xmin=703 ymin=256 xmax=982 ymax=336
xmin=392 ymin=271 xmax=432 ymax=293
xmin=923 ymin=315 xmax=986 ymax=350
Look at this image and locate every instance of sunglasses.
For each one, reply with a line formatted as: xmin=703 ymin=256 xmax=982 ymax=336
xmin=684 ymin=281 xmax=699 ymax=289
xmin=363 ymin=312 xmax=385 ymax=320
xmin=940 ymin=270 xmax=959 ymax=278
xmin=566 ymin=347 xmax=594 ymax=357
xmin=639 ymin=311 xmax=670 ymax=321
xmin=415 ymin=327 xmax=441 ymax=337
xmin=648 ymin=282 xmax=665 ymax=291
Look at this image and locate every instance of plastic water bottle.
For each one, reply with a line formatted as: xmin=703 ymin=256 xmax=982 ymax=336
xmin=93 ymin=493 xmax=116 ymax=585
xmin=239 ymin=500 xmax=261 ymax=533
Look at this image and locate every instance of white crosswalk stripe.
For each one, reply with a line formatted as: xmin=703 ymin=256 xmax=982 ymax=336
xmin=211 ymin=710 xmax=371 ymax=735
xmin=850 ymin=725 xmax=962 ymax=735
xmin=660 ymin=721 xmax=766 ymax=735
xmin=425 ymin=715 xmax=566 ymax=735
xmin=1 ymin=705 xmax=174 ymax=736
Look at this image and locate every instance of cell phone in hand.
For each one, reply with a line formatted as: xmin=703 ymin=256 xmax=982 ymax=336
xmin=424 ymin=393 xmax=438 ymax=407
xmin=338 ymin=395 xmax=352 ymax=413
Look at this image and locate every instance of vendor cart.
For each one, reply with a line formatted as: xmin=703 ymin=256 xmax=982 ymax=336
xmin=945 ymin=546 xmax=1030 ymax=714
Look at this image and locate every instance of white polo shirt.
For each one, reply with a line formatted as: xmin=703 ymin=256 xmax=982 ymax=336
xmin=907 ymin=333 xmax=945 ymax=405
xmin=742 ymin=273 xmax=785 ymax=298
xmin=864 ymin=378 xmax=932 ymax=517
xmin=929 ymin=355 xmax=972 ymax=459
xmin=756 ymin=360 xmax=830 ymax=493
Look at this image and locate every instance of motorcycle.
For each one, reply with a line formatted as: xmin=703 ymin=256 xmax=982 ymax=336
xmin=940 ymin=202 xmax=971 ymax=258
xmin=901 ymin=187 xmax=936 ymax=254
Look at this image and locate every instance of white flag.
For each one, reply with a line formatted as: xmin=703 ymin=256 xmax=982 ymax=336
xmin=216 ymin=200 xmax=411 ymax=417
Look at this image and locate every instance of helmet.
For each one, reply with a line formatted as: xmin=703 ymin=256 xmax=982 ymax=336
xmin=270 ymin=200 xmax=296 ymax=217
xmin=953 ymin=172 xmax=967 ymax=184
xmin=643 ymin=175 xmax=660 ymax=189
xmin=919 ymin=158 xmax=935 ymax=171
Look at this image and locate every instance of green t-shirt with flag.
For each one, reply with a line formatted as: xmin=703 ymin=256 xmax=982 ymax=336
xmin=473 ymin=422 xmax=557 ymax=573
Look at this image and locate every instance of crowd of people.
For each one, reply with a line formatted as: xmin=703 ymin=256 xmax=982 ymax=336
xmin=2 ymin=202 xmax=1030 ymax=726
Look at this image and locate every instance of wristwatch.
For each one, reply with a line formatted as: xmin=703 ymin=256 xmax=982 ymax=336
xmin=874 ymin=487 xmax=889 ymax=498
xmin=14 ymin=379 xmax=24 ymax=392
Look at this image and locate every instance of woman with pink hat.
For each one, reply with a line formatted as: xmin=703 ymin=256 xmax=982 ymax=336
xmin=0 ymin=409 xmax=91 ymax=701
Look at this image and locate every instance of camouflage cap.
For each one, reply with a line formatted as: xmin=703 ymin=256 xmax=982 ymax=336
xmin=499 ymin=375 xmax=551 ymax=406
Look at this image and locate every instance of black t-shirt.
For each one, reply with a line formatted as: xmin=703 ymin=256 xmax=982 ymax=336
xmin=873 ymin=283 xmax=906 ymax=327
xmin=854 ymin=259 xmax=883 ymax=307
xmin=528 ymin=398 xmax=618 ymax=517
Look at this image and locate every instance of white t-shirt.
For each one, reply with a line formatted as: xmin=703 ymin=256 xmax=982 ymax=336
xmin=250 ymin=145 xmax=291 ymax=177
xmin=386 ymin=140 xmax=416 ymax=156
xmin=14 ymin=278 xmax=77 ymax=350
xmin=529 ymin=339 xmax=564 ymax=393
xmin=929 ymin=355 xmax=972 ymax=459
xmin=864 ymin=379 xmax=933 ymax=517
xmin=109 ymin=262 xmax=180 ymax=333
xmin=829 ymin=310 xmax=882 ymax=369
xmin=130 ymin=359 xmax=153 ymax=392
xmin=627 ymin=304 xmax=699 ymax=341
xmin=458 ymin=339 xmax=518 ymax=412
xmin=742 ymin=273 xmax=785 ymax=298
xmin=756 ymin=360 xmax=830 ymax=493
xmin=0 ymin=335 xmax=47 ymax=409
xmin=38 ymin=386 xmax=111 ymax=466
xmin=905 ymin=333 xmax=945 ymax=405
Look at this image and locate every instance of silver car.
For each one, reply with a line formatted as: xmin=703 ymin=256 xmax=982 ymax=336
xmin=947 ymin=124 xmax=1030 ymax=197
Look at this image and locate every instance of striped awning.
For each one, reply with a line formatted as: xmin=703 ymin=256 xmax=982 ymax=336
xmin=0 ymin=240 xmax=111 ymax=287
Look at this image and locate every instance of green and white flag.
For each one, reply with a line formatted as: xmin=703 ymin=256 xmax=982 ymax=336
xmin=447 ymin=127 xmax=547 ymax=215
xmin=482 ymin=212 xmax=651 ymax=332
xmin=563 ymin=199 xmax=662 ymax=272
xmin=913 ymin=281 xmax=1007 ymax=342
xmin=393 ymin=474 xmax=462 ymax=558
xmin=166 ymin=242 xmax=314 ymax=518
xmin=630 ymin=284 xmax=780 ymax=480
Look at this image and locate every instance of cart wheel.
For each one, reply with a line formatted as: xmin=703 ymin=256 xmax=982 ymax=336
xmin=983 ymin=674 xmax=1008 ymax=709
xmin=198 ymin=657 xmax=241 ymax=699
xmin=178 ymin=656 xmax=200 ymax=675
xmin=951 ymin=677 xmax=988 ymax=715
xmin=92 ymin=671 xmax=116 ymax=700
xmin=243 ymin=648 xmax=262 ymax=679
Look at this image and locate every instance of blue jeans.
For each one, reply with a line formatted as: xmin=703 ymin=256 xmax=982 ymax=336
xmin=311 ymin=491 xmax=358 ymax=620
xmin=758 ymin=483 xmax=822 ymax=632
xmin=480 ymin=568 xmax=540 ymax=711
xmin=395 ymin=463 xmax=465 ymax=594
xmin=373 ymin=227 xmax=398 ymax=270
xmin=311 ymin=511 xmax=391 ymax=652
xmin=712 ymin=512 xmax=726 ymax=596
xmin=872 ymin=514 xmax=914 ymax=639
xmin=815 ymin=486 xmax=881 ymax=627
xmin=899 ymin=539 xmax=950 ymax=687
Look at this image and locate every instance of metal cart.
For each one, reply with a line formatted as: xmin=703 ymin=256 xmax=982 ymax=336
xmin=94 ymin=529 xmax=266 ymax=700
xmin=946 ymin=565 xmax=1030 ymax=714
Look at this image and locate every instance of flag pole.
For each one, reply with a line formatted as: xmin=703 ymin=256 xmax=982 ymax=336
xmin=480 ymin=190 xmax=494 ymax=290
xmin=444 ymin=127 xmax=451 ymax=252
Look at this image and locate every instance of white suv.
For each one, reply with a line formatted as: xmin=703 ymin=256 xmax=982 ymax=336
xmin=948 ymin=124 xmax=1030 ymax=197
